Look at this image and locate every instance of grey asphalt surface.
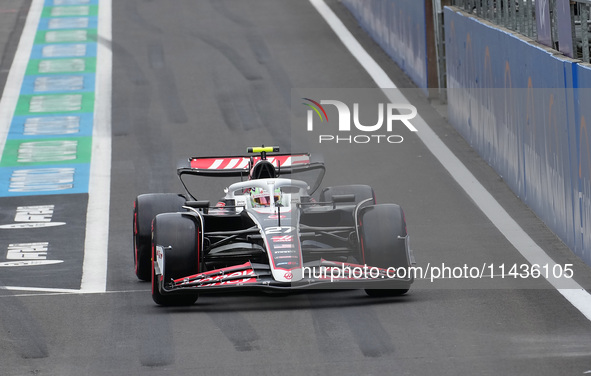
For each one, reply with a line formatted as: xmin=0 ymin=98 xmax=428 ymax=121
xmin=2 ymin=0 xmax=591 ymax=375
xmin=0 ymin=0 xmax=27 ymax=92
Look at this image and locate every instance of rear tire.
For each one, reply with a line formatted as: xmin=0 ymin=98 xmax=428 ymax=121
xmin=133 ymin=193 xmax=186 ymax=281
xmin=359 ymin=204 xmax=411 ymax=297
xmin=151 ymin=213 xmax=200 ymax=306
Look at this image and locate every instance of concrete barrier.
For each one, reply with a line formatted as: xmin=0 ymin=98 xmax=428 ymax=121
xmin=342 ymin=0 xmax=429 ymax=94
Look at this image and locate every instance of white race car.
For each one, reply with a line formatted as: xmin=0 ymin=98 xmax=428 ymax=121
xmin=133 ymin=147 xmax=415 ymax=306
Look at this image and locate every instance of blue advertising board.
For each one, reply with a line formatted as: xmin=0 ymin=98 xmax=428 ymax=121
xmin=445 ymin=7 xmax=591 ymax=264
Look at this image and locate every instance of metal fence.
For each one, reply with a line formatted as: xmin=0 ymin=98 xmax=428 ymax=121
xmin=577 ymin=1 xmax=591 ymax=63
xmin=451 ymin=0 xmax=591 ymax=63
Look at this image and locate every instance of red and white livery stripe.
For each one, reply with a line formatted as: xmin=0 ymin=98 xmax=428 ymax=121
xmin=190 ymin=154 xmax=311 ymax=170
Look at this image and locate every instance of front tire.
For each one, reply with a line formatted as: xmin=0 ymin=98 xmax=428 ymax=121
xmin=151 ymin=213 xmax=200 ymax=306
xmin=133 ymin=193 xmax=186 ymax=281
xmin=359 ymin=204 xmax=411 ymax=297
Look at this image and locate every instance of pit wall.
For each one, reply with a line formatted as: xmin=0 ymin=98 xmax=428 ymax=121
xmin=342 ymin=0 xmax=429 ymax=95
xmin=444 ymin=7 xmax=591 ymax=264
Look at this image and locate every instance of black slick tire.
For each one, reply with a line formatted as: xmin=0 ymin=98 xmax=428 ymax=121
xmin=359 ymin=204 xmax=411 ymax=297
xmin=133 ymin=193 xmax=185 ymax=281
xmin=151 ymin=213 xmax=200 ymax=306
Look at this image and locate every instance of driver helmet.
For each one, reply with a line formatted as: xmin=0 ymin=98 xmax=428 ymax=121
xmin=250 ymin=187 xmax=281 ymax=207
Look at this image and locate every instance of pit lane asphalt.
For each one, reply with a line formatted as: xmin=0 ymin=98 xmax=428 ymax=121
xmin=2 ymin=0 xmax=591 ymax=375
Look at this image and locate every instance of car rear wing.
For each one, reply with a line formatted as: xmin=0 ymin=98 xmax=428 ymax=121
xmin=181 ymin=153 xmax=311 ymax=174
xmin=177 ymin=152 xmax=326 ymax=194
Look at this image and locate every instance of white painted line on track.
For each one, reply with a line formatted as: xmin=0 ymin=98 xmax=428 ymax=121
xmin=0 ymin=0 xmax=44 ymax=159
xmin=80 ymin=0 xmax=112 ymax=293
xmin=0 ymin=286 xmax=149 ymax=298
xmin=309 ymin=0 xmax=591 ymax=321
xmin=1 ymin=286 xmax=85 ymax=294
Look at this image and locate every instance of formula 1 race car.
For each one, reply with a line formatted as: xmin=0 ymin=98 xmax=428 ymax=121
xmin=133 ymin=146 xmax=415 ymax=306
